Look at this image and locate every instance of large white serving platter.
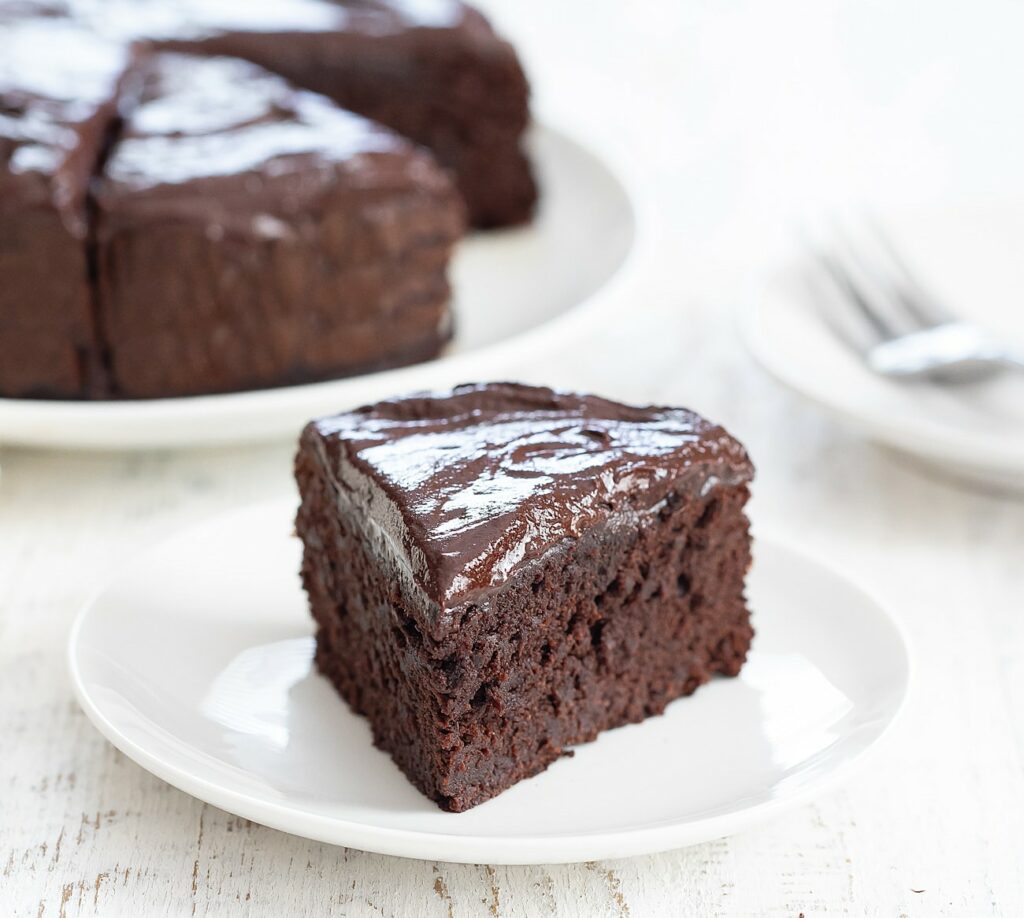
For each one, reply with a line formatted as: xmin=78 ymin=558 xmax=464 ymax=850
xmin=69 ymin=500 xmax=911 ymax=865
xmin=741 ymin=202 xmax=1024 ymax=491
xmin=1 ymin=124 xmax=637 ymax=450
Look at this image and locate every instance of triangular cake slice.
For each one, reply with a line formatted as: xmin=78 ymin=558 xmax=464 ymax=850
xmin=295 ymin=383 xmax=755 ymax=811
xmin=93 ymin=53 xmax=465 ymax=397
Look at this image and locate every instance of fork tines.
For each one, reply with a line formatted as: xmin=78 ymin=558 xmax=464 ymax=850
xmin=804 ymin=217 xmax=952 ymax=352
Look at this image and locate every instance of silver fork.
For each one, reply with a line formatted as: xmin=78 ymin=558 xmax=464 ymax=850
xmin=807 ymin=220 xmax=1024 ymax=383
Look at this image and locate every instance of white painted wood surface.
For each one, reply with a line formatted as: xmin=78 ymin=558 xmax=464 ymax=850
xmin=2 ymin=1 xmax=1024 ymax=914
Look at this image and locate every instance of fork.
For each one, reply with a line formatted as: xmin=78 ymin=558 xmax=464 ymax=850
xmin=807 ymin=220 xmax=1024 ymax=383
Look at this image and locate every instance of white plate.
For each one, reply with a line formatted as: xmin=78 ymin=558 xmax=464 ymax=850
xmin=742 ymin=202 xmax=1024 ymax=491
xmin=69 ymin=500 xmax=910 ymax=865
xmin=1 ymin=124 xmax=637 ymax=450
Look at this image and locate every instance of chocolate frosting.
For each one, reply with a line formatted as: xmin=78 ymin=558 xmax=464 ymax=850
xmin=0 ymin=18 xmax=129 ymax=233
xmin=309 ymin=383 xmax=755 ymax=608
xmin=96 ymin=53 xmax=446 ymax=238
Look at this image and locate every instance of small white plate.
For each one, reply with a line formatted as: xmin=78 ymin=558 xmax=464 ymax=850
xmin=742 ymin=202 xmax=1024 ymax=491
xmin=1 ymin=124 xmax=637 ymax=450
xmin=69 ymin=500 xmax=910 ymax=865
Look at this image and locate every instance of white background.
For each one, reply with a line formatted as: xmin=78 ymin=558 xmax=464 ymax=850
xmin=2 ymin=0 xmax=1024 ymax=914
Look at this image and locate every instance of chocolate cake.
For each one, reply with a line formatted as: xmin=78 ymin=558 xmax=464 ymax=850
xmin=295 ymin=383 xmax=755 ymax=811
xmin=0 ymin=0 xmax=535 ymax=399
xmin=93 ymin=53 xmax=464 ymax=398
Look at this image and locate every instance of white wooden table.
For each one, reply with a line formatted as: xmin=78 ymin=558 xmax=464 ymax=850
xmin=3 ymin=2 xmax=1023 ymax=914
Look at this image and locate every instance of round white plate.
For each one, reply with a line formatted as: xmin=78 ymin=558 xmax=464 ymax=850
xmin=69 ymin=500 xmax=910 ymax=865
xmin=742 ymin=202 xmax=1024 ymax=491
xmin=1 ymin=124 xmax=637 ymax=450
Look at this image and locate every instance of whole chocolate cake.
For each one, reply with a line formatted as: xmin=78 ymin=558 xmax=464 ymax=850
xmin=0 ymin=0 xmax=535 ymax=399
xmin=295 ymin=383 xmax=755 ymax=811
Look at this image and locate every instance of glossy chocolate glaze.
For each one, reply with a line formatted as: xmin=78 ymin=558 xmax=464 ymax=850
xmin=3 ymin=0 xmax=533 ymax=234
xmin=0 ymin=18 xmax=129 ymax=232
xmin=97 ymin=53 xmax=455 ymax=239
xmin=307 ymin=383 xmax=755 ymax=608
xmin=78 ymin=0 xmax=535 ymax=227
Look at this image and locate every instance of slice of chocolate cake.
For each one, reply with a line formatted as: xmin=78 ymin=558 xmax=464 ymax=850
xmin=85 ymin=0 xmax=536 ymax=228
xmin=93 ymin=53 xmax=465 ymax=398
xmin=0 ymin=19 xmax=128 ymax=397
xmin=295 ymin=383 xmax=755 ymax=811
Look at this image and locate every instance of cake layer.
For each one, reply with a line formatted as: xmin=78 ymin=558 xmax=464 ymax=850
xmin=0 ymin=19 xmax=129 ymax=397
xmin=94 ymin=53 xmax=464 ymax=397
xmin=295 ymin=384 xmax=755 ymax=811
